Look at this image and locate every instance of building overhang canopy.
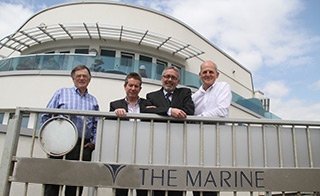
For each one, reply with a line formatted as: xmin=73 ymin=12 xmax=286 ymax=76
xmin=0 ymin=23 xmax=204 ymax=60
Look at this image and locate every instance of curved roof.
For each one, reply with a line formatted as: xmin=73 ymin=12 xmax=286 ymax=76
xmin=0 ymin=1 xmax=205 ymax=60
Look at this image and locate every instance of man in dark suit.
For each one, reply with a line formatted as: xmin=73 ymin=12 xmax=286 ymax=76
xmin=146 ymin=66 xmax=194 ymax=118
xmin=109 ymin=72 xmax=152 ymax=196
xmin=146 ymin=66 xmax=194 ymax=196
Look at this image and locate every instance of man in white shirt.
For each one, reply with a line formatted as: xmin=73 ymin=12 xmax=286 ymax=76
xmin=192 ymin=60 xmax=232 ymax=118
xmin=192 ymin=60 xmax=232 ymax=196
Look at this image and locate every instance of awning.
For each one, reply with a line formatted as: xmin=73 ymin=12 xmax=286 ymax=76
xmin=0 ymin=23 xmax=205 ymax=60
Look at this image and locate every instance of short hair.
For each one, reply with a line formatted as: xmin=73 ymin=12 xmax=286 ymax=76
xmin=124 ymin=72 xmax=142 ymax=86
xmin=162 ymin=66 xmax=180 ymax=79
xmin=71 ymin=65 xmax=91 ymax=79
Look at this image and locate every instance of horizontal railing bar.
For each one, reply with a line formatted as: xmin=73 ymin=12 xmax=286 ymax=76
xmin=12 ymin=107 xmax=320 ymax=126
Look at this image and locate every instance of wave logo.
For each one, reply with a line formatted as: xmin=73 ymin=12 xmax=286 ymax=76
xmin=104 ymin=164 xmax=127 ymax=184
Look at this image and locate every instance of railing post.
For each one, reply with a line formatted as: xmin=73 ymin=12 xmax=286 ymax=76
xmin=0 ymin=108 xmax=23 ymax=196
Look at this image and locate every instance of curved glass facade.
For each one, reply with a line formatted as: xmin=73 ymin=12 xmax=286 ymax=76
xmin=0 ymin=54 xmax=279 ymax=119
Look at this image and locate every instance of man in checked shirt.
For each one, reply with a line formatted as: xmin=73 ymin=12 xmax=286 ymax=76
xmin=42 ymin=65 xmax=100 ymax=196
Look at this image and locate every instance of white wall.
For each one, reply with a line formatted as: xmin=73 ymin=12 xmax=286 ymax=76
xmin=0 ymin=72 xmax=260 ymax=119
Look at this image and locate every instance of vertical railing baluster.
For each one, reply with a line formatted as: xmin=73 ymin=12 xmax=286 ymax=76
xmin=166 ymin=120 xmax=171 ymax=165
xmin=262 ymin=124 xmax=268 ymax=167
xmin=199 ymin=121 xmax=204 ymax=166
xmin=183 ymin=120 xmax=188 ymax=166
xmin=232 ymin=123 xmax=236 ymax=167
xmin=114 ymin=118 xmax=121 ymax=163
xmin=216 ymin=122 xmax=221 ymax=167
xmin=277 ymin=125 xmax=284 ymax=168
xmin=247 ymin=123 xmax=252 ymax=167
xmin=306 ymin=125 xmax=314 ymax=168
xmin=131 ymin=119 xmax=138 ymax=164
xmin=95 ymin=117 xmax=104 ymax=162
xmin=149 ymin=119 xmax=154 ymax=165
xmin=79 ymin=116 xmax=87 ymax=161
xmin=148 ymin=119 xmax=154 ymax=196
xmin=292 ymin=125 xmax=298 ymax=167
xmin=24 ymin=112 xmax=39 ymax=196
xmin=165 ymin=120 xmax=171 ymax=196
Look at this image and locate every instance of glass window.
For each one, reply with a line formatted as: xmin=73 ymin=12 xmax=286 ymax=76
xmin=75 ymin=49 xmax=89 ymax=54
xmin=155 ymin=59 xmax=167 ymax=80
xmin=99 ymin=50 xmax=116 ymax=71
xmin=16 ymin=56 xmax=38 ymax=70
xmin=0 ymin=113 xmax=4 ymax=124
xmin=139 ymin=55 xmax=152 ymax=62
xmin=60 ymin=50 xmax=70 ymax=53
xmin=119 ymin=52 xmax=134 ymax=73
xmin=0 ymin=58 xmax=13 ymax=71
xmin=139 ymin=55 xmax=152 ymax=78
xmin=121 ymin=52 xmax=134 ymax=66
xmin=41 ymin=55 xmax=61 ymax=70
xmin=101 ymin=49 xmax=116 ymax=57
xmin=21 ymin=115 xmax=29 ymax=128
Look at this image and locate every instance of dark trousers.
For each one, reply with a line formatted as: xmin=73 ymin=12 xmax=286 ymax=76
xmin=153 ymin=190 xmax=183 ymax=196
xmin=44 ymin=139 xmax=93 ymax=196
xmin=193 ymin=191 xmax=218 ymax=196
xmin=116 ymin=189 xmax=148 ymax=196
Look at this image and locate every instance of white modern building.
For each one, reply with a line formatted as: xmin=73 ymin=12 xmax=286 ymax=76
xmin=0 ymin=1 xmax=278 ymax=120
xmin=5 ymin=2 xmax=319 ymax=196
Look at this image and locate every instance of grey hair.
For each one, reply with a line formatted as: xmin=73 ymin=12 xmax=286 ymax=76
xmin=162 ymin=66 xmax=180 ymax=79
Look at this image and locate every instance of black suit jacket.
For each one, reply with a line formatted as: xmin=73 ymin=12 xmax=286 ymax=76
xmin=146 ymin=87 xmax=194 ymax=116
xmin=109 ymin=97 xmax=153 ymax=113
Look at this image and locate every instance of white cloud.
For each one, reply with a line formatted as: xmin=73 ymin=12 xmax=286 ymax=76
xmin=270 ymin=98 xmax=320 ymax=121
xmin=151 ymin=0 xmax=319 ymax=71
xmin=263 ymin=81 xmax=320 ymax=121
xmin=0 ymin=2 xmax=34 ymax=39
xmin=263 ymin=81 xmax=290 ymax=99
xmin=226 ymin=50 xmax=263 ymax=72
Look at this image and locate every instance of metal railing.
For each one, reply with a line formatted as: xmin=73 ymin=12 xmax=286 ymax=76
xmin=0 ymin=107 xmax=319 ymax=196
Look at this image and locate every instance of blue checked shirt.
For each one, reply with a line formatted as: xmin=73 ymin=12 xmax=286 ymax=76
xmin=42 ymin=86 xmax=100 ymax=144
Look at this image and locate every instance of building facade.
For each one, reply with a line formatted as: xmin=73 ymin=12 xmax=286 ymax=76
xmin=0 ymin=1 xmax=277 ymax=120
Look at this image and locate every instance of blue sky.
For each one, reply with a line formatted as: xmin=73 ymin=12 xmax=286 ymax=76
xmin=1 ymin=0 xmax=319 ymax=121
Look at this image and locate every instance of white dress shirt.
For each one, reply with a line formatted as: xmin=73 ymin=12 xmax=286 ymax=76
xmin=192 ymin=81 xmax=232 ymax=117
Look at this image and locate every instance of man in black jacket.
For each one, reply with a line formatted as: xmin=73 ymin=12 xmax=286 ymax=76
xmin=109 ymin=72 xmax=152 ymax=196
xmin=146 ymin=66 xmax=194 ymax=119
xmin=146 ymin=66 xmax=194 ymax=196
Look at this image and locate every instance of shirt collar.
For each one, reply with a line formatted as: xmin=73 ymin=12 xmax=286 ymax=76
xmin=125 ymin=97 xmax=141 ymax=105
xmin=200 ymin=81 xmax=217 ymax=92
xmin=73 ymin=86 xmax=88 ymax=95
xmin=163 ymin=89 xmax=174 ymax=96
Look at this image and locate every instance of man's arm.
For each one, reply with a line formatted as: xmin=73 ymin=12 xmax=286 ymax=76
xmin=180 ymin=88 xmax=195 ymax=115
xmin=41 ymin=89 xmax=61 ymax=123
xmin=145 ymin=92 xmax=170 ymax=115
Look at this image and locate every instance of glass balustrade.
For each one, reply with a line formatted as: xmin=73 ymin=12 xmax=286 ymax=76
xmin=0 ymin=54 xmax=279 ymax=119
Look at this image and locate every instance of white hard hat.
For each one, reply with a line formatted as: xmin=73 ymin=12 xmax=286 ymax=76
xmin=139 ymin=65 xmax=146 ymax=70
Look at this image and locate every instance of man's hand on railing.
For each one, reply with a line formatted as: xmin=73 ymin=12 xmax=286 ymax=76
xmin=114 ymin=108 xmax=127 ymax=117
xmin=171 ymin=108 xmax=187 ymax=118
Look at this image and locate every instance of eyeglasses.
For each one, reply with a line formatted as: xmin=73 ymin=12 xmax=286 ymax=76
xmin=162 ymin=74 xmax=178 ymax=81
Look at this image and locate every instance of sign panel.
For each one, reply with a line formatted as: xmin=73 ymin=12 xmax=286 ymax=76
xmin=13 ymin=158 xmax=320 ymax=192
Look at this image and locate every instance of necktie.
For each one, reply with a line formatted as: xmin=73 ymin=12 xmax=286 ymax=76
xmin=165 ymin=92 xmax=172 ymax=105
